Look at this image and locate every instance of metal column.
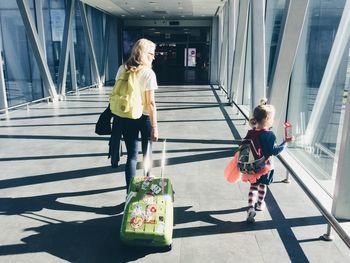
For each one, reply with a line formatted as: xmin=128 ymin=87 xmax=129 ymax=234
xmin=69 ymin=27 xmax=78 ymax=92
xmin=16 ymin=0 xmax=58 ymax=101
xmin=269 ymin=0 xmax=309 ymax=138
xmin=218 ymin=3 xmax=229 ymax=89
xmin=35 ymin=0 xmax=46 ymax=59
xmin=210 ymin=16 xmax=219 ymax=85
xmin=78 ymin=1 xmax=101 ymax=88
xmin=251 ymin=0 xmax=266 ymax=109
xmin=101 ymin=17 xmax=110 ymax=85
xmin=0 ymin=40 xmax=7 ymax=111
xmin=230 ymin=0 xmax=250 ymax=104
xmin=227 ymin=0 xmax=238 ymax=101
xmin=57 ymin=0 xmax=75 ymax=96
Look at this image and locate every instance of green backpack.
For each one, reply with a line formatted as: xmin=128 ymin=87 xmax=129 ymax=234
xmin=109 ymin=68 xmax=143 ymax=119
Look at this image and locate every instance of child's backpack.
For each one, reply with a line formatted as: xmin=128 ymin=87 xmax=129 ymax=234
xmin=109 ymin=68 xmax=143 ymax=119
xmin=237 ymin=129 xmax=267 ymax=174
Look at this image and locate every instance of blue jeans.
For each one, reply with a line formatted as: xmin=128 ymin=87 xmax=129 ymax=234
xmin=119 ymin=115 xmax=151 ymax=190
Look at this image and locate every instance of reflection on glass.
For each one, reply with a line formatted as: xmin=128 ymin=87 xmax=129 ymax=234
xmin=288 ymin=0 xmax=347 ymax=196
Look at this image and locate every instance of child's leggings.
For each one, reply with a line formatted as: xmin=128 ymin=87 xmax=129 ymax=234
xmin=248 ymin=183 xmax=267 ymax=208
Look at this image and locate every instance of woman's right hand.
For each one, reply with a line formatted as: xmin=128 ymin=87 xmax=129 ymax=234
xmin=151 ymin=127 xmax=158 ymax=142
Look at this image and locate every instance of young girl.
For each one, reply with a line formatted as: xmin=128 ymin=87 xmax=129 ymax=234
xmin=244 ymin=98 xmax=287 ymax=223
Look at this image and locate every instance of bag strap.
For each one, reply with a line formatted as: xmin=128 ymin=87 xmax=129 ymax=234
xmin=241 ymin=139 xmax=260 ymax=158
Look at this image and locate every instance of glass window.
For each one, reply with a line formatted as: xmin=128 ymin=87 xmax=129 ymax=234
xmin=0 ymin=9 xmax=44 ymax=106
xmin=287 ymin=0 xmax=347 ymax=196
xmin=49 ymin=0 xmax=65 ymax=9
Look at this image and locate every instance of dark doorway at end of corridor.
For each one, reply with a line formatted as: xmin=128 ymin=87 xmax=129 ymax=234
xmin=123 ymin=27 xmax=210 ymax=85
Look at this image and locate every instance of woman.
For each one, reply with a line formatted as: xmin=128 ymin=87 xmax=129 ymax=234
xmin=112 ymin=38 xmax=158 ymax=190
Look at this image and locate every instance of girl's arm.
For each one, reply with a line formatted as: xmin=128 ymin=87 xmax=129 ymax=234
xmin=271 ymin=140 xmax=286 ymax=156
xmin=262 ymin=132 xmax=286 ymax=157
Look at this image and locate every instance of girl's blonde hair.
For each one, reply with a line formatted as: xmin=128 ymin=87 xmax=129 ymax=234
xmin=124 ymin=38 xmax=156 ymax=71
xmin=249 ymin=98 xmax=275 ymax=127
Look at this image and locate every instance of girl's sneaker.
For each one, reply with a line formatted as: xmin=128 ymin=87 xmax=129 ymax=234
xmin=246 ymin=207 xmax=256 ymax=223
xmin=255 ymin=202 xmax=266 ymax=211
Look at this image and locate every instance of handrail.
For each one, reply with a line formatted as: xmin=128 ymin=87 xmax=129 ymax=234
xmin=230 ymin=99 xmax=250 ymax=122
xmin=0 ymin=96 xmax=51 ymax=113
xmin=66 ymin=83 xmax=98 ymax=95
xmin=0 ymin=83 xmax=98 ymax=114
xmin=315 ymin=142 xmax=337 ymax=161
xmin=231 ymin=99 xmax=350 ymax=249
xmin=219 ymin=85 xmax=249 ymax=123
xmin=278 ymin=154 xmax=350 ymax=247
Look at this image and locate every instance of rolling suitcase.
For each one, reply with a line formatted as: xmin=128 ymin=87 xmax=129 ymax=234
xmin=120 ymin=140 xmax=174 ymax=249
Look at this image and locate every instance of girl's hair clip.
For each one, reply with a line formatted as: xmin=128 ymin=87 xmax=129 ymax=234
xmin=259 ymin=98 xmax=268 ymax=106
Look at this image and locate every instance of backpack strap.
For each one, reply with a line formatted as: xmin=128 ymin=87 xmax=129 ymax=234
xmin=243 ymin=128 xmax=268 ymax=159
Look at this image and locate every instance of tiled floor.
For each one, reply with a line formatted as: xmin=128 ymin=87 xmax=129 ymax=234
xmin=0 ymin=85 xmax=349 ymax=262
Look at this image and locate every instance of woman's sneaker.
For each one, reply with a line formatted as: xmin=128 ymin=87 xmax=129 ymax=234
xmin=255 ymin=202 xmax=266 ymax=211
xmin=246 ymin=207 xmax=256 ymax=223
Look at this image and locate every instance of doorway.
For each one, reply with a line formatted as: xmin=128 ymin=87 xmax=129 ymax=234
xmin=123 ymin=27 xmax=210 ymax=85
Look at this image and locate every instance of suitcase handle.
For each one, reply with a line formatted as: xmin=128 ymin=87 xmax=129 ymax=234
xmin=161 ymin=139 xmax=166 ymax=194
xmin=143 ymin=139 xmax=167 ymax=194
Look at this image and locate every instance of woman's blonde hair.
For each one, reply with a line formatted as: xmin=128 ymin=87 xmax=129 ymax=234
xmin=124 ymin=38 xmax=156 ymax=71
xmin=249 ymin=98 xmax=275 ymax=127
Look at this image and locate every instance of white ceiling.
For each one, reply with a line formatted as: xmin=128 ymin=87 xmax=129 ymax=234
xmin=81 ymin=0 xmax=226 ymax=19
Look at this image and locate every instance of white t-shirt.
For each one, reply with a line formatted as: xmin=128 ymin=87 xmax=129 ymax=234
xmin=115 ymin=65 xmax=158 ymax=115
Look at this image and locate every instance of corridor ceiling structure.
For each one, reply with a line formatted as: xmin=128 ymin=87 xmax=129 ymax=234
xmin=81 ymin=0 xmax=226 ymax=19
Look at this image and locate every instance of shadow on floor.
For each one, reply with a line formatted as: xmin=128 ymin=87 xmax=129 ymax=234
xmin=0 ymin=187 xmax=126 ymax=216
xmin=0 ymin=198 xmax=326 ymax=263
